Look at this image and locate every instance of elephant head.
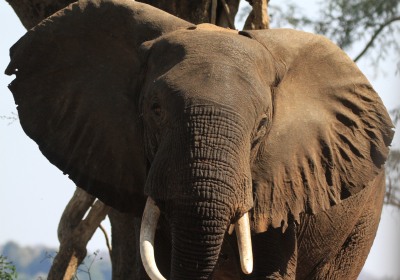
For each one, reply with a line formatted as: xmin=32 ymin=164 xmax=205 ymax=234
xmin=5 ymin=0 xmax=394 ymax=279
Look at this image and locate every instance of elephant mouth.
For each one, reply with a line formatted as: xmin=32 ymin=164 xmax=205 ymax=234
xmin=139 ymin=197 xmax=253 ymax=280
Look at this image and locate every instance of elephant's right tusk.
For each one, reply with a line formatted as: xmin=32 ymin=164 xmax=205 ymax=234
xmin=235 ymin=212 xmax=253 ymax=274
xmin=140 ymin=197 xmax=166 ymax=280
xmin=228 ymin=223 xmax=235 ymax=235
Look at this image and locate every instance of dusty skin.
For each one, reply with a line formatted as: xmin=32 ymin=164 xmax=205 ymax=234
xmin=5 ymin=0 xmax=394 ymax=279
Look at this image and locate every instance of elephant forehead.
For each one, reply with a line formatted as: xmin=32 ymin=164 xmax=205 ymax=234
xmin=148 ymin=28 xmax=265 ymax=71
xmin=149 ymin=32 xmax=265 ymax=88
xmin=143 ymin=28 xmax=273 ymax=121
xmin=152 ymin=59 xmax=266 ymax=113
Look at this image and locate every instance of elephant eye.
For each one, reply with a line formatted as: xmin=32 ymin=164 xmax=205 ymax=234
xmin=151 ymin=102 xmax=162 ymax=117
xmin=257 ymin=117 xmax=268 ymax=132
xmin=252 ymin=117 xmax=269 ymax=150
xmin=255 ymin=116 xmax=269 ymax=140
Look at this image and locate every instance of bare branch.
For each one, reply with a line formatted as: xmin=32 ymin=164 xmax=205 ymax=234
xmin=354 ymin=16 xmax=400 ymax=62
xmin=211 ymin=0 xmax=217 ymax=24
xmin=57 ymin=188 xmax=95 ymax=241
xmin=220 ymin=0 xmax=236 ymax=29
xmin=99 ymin=223 xmax=112 ymax=261
xmin=0 ymin=112 xmax=18 ymax=126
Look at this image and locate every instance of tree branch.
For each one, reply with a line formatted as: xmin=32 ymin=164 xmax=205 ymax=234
xmin=244 ymin=0 xmax=269 ymax=30
xmin=354 ymin=16 xmax=400 ymax=62
xmin=220 ymin=0 xmax=235 ymax=29
xmin=48 ymin=188 xmax=110 ymax=280
xmin=211 ymin=0 xmax=217 ymax=24
xmin=99 ymin=223 xmax=112 ymax=261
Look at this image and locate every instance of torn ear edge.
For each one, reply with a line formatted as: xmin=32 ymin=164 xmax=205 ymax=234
xmin=243 ymin=28 xmax=394 ymax=233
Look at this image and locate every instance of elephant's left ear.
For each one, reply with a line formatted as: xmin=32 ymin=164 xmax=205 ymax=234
xmin=241 ymin=29 xmax=394 ymax=232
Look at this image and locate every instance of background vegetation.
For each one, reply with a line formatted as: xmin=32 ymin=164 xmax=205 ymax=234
xmin=0 ymin=242 xmax=111 ymax=280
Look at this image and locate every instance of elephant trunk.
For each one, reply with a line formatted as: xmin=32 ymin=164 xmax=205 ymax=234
xmin=169 ymin=200 xmax=230 ymax=279
xmin=140 ymin=198 xmax=253 ymax=279
xmin=143 ymin=105 xmax=254 ymax=279
xmin=171 ymin=203 xmax=254 ymax=279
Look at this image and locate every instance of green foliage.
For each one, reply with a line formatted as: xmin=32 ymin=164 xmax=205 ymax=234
xmin=266 ymin=0 xmax=400 ymax=64
xmin=0 ymin=255 xmax=18 ymax=280
xmin=314 ymin=0 xmax=399 ymax=49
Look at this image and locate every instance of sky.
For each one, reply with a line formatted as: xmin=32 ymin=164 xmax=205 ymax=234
xmin=0 ymin=1 xmax=399 ymax=279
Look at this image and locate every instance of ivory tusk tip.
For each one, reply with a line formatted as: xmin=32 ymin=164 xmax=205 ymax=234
xmin=235 ymin=212 xmax=253 ymax=275
xmin=241 ymin=260 xmax=253 ymax=274
xmin=140 ymin=197 xmax=166 ymax=280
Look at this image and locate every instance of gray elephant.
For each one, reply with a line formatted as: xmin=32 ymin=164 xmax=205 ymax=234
xmin=5 ymin=0 xmax=394 ymax=279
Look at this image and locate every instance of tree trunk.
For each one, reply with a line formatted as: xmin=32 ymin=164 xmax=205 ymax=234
xmin=109 ymin=210 xmax=145 ymax=279
xmin=244 ymin=0 xmax=269 ymax=30
xmin=5 ymin=0 xmax=242 ymax=29
xmin=5 ymin=0 xmax=75 ymax=29
xmin=48 ymin=188 xmax=110 ymax=280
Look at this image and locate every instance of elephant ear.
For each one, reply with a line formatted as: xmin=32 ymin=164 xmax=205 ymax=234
xmin=5 ymin=0 xmax=193 ymax=213
xmin=241 ymin=29 xmax=394 ymax=232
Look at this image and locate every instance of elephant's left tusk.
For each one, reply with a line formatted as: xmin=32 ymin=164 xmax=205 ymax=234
xmin=235 ymin=212 xmax=253 ymax=274
xmin=140 ymin=197 xmax=166 ymax=280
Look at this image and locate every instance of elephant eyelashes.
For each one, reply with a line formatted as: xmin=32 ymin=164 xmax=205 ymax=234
xmin=256 ymin=117 xmax=269 ymax=138
xmin=251 ymin=117 xmax=269 ymax=150
xmin=257 ymin=117 xmax=268 ymax=132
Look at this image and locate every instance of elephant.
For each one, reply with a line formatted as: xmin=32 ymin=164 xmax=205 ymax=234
xmin=5 ymin=0 xmax=394 ymax=279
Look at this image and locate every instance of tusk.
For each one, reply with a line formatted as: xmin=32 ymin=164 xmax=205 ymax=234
xmin=140 ymin=197 xmax=166 ymax=280
xmin=235 ymin=212 xmax=253 ymax=274
xmin=228 ymin=224 xmax=235 ymax=235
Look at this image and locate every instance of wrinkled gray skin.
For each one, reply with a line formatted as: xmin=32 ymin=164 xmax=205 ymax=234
xmin=5 ymin=1 xmax=394 ymax=279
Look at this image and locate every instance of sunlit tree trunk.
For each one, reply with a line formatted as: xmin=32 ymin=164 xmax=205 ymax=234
xmin=49 ymin=188 xmax=110 ymax=280
xmin=244 ymin=0 xmax=269 ymax=29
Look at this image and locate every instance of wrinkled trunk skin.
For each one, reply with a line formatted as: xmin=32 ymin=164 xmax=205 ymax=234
xmin=147 ymin=105 xmax=252 ymax=279
xmin=170 ymin=203 xmax=230 ymax=279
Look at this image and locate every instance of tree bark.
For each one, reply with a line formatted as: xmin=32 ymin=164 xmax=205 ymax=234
xmin=4 ymin=0 xmax=241 ymax=29
xmin=244 ymin=0 xmax=269 ymax=30
xmin=109 ymin=210 xmax=145 ymax=279
xmin=48 ymin=188 xmax=110 ymax=280
xmin=5 ymin=0 xmax=75 ymax=29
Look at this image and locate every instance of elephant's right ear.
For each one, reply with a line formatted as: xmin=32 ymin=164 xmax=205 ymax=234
xmin=5 ymin=0 xmax=194 ymax=213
